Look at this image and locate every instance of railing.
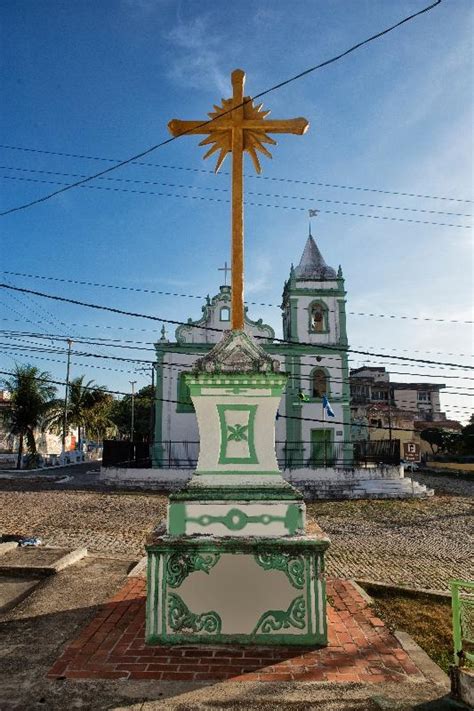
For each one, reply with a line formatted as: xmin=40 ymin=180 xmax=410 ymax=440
xmin=353 ymin=439 xmax=400 ymax=466
xmin=451 ymin=579 xmax=474 ymax=667
xmin=103 ymin=438 xmax=400 ymax=470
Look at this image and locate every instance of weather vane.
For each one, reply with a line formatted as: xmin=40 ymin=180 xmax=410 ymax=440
xmin=168 ymin=69 xmax=309 ymax=330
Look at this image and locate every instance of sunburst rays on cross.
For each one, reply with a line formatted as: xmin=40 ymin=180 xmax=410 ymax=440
xmin=199 ymin=95 xmax=276 ymax=174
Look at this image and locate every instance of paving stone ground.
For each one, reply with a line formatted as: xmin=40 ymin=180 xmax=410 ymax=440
xmin=48 ymin=576 xmax=425 ymax=684
xmin=0 ymin=474 xmax=471 ymax=592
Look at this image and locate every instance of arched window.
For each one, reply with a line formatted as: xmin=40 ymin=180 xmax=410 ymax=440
xmin=312 ymin=368 xmax=328 ymax=398
xmin=309 ymin=302 xmax=327 ymax=333
xmin=220 ymin=306 xmax=230 ymax=322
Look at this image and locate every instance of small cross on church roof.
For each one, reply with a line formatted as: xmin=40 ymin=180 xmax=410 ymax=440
xmin=218 ymin=261 xmax=231 ymax=286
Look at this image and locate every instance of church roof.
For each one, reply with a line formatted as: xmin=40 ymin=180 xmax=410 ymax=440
xmin=294 ymin=234 xmax=337 ymax=280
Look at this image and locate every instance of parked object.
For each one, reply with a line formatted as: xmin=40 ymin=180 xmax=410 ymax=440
xmin=0 ymin=534 xmax=42 ymax=546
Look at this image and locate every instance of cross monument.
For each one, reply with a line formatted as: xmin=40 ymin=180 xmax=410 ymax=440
xmin=146 ymin=70 xmax=329 ymax=649
xmin=169 ymin=69 xmax=309 ymax=330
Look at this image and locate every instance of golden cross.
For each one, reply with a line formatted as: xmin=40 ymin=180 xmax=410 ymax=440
xmin=168 ymin=69 xmax=309 ymax=331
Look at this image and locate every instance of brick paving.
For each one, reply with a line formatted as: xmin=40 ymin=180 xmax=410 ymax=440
xmin=48 ymin=576 xmax=425 ymax=683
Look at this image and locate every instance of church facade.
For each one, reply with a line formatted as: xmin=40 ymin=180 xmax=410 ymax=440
xmin=151 ymin=234 xmax=352 ymax=470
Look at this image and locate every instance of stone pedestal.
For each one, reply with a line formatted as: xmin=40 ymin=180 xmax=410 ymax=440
xmin=146 ymin=331 xmax=329 ymax=646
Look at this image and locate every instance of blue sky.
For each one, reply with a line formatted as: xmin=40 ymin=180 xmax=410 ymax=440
xmin=0 ymin=0 xmax=472 ymax=422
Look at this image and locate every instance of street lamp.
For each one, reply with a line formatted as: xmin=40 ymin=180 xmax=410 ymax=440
xmin=62 ymin=338 xmax=73 ymax=456
xmin=129 ymin=381 xmax=137 ymax=442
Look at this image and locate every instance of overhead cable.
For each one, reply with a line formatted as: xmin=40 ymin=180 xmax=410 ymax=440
xmin=1 ymin=282 xmax=472 ymax=371
xmin=0 ymin=0 xmax=442 ymax=217
xmin=0 ymin=142 xmax=471 ymax=204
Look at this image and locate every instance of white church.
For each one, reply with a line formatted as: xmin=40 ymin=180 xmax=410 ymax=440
xmin=151 ymin=234 xmax=352 ymax=472
xmin=101 ymin=232 xmax=431 ymax=497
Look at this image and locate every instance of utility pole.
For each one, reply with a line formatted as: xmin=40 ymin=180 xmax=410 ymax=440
xmin=388 ymin=386 xmax=393 ymax=442
xmin=62 ymin=338 xmax=73 ymax=455
xmin=149 ymin=365 xmax=156 ymax=447
xmin=129 ymin=381 xmax=137 ymax=442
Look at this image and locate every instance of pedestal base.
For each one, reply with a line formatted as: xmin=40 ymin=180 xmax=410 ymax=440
xmin=146 ymin=534 xmax=329 ymax=646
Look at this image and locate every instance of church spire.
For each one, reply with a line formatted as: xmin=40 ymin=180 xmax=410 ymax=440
xmin=294 ymin=234 xmax=336 ymax=280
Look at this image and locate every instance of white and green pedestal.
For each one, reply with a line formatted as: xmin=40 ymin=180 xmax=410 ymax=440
xmin=146 ymin=331 xmax=329 ymax=646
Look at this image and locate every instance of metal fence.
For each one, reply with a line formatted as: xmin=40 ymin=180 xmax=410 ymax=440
xmin=119 ymin=439 xmax=399 ymax=470
xmin=451 ymin=579 xmax=474 ymax=667
xmin=353 ymin=439 xmax=400 ymax=466
xmin=102 ymin=440 xmax=151 ymax=468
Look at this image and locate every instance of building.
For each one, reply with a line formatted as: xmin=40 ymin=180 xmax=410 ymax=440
xmin=151 ymin=233 xmax=353 ymax=469
xmin=350 ymin=366 xmax=461 ymax=455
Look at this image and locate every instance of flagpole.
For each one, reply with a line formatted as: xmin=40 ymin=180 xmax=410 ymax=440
xmin=323 ymin=399 xmax=326 ymax=468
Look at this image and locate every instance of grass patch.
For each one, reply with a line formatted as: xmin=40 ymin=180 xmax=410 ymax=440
xmin=363 ymin=585 xmax=453 ymax=673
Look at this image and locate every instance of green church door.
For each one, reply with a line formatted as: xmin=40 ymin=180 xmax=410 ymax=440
xmin=310 ymin=429 xmax=334 ymax=467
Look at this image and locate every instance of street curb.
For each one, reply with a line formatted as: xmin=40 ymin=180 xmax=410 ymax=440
xmin=348 ymin=579 xmax=374 ymax=604
xmin=0 ymin=461 xmax=102 ymax=476
xmin=354 ymin=578 xmax=451 ymax=599
xmin=0 ymin=578 xmax=43 ymax=614
xmin=127 ymin=556 xmax=147 ymax=578
xmin=0 ymin=547 xmax=88 ymax=577
xmin=394 ymin=629 xmax=450 ymax=687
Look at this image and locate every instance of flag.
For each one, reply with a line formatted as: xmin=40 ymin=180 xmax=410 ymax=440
xmin=322 ymin=395 xmax=335 ymax=417
xmin=298 ymin=390 xmax=310 ymax=402
xmin=308 ymin=209 xmax=319 ymax=218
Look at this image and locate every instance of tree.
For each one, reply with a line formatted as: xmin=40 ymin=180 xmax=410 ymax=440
xmin=45 ymin=376 xmax=111 ymax=449
xmin=1 ymin=364 xmax=56 ymax=469
xmin=420 ymin=427 xmax=459 ymax=455
xmin=86 ymin=392 xmax=117 ymax=442
xmin=456 ymin=414 xmax=474 ymax=455
xmin=109 ymin=385 xmax=154 ymax=441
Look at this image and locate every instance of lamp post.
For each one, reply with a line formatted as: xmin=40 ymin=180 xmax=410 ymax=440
xmin=129 ymin=381 xmax=137 ymax=442
xmin=62 ymin=338 xmax=73 ymax=456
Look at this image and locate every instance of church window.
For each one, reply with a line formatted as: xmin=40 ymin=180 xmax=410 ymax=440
xmin=312 ymin=368 xmax=328 ymax=398
xmin=176 ymin=373 xmax=194 ymax=413
xmin=220 ymin=306 xmax=230 ymax=322
xmin=309 ymin=302 xmax=327 ymax=333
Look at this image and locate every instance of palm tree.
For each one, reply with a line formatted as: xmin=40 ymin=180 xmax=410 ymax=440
xmin=1 ymin=365 xmax=56 ymax=469
xmin=45 ymin=376 xmax=111 ymax=449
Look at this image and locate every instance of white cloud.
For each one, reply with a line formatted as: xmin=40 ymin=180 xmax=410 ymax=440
xmin=165 ymin=15 xmax=229 ymax=94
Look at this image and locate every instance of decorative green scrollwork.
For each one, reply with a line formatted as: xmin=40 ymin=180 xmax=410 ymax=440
xmin=253 ymin=596 xmax=306 ymax=634
xmin=189 ymin=508 xmax=286 ymax=531
xmin=168 ymin=593 xmax=222 ymax=634
xmin=254 ymin=551 xmax=305 ymax=589
xmin=227 ymin=423 xmax=248 ymax=442
xmin=166 ymin=551 xmax=220 ymax=588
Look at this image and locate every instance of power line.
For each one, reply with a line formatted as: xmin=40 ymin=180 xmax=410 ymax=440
xmin=1 ymin=282 xmax=473 ymax=371
xmin=5 ymin=173 xmax=469 ymax=229
xmin=1 ymin=142 xmax=471 ymax=204
xmin=0 ymin=0 xmax=442 ymax=217
xmin=2 ymin=166 xmax=471 ymax=219
xmin=2 ymin=337 xmax=473 ymax=398
xmin=4 ymin=351 xmax=471 ymax=418
xmin=1 ymin=363 xmax=469 ymax=434
xmin=1 ymin=270 xmax=472 ymax=325
xmin=2 ymin=333 xmax=473 ymax=383
xmin=0 ymin=326 xmax=471 ymax=359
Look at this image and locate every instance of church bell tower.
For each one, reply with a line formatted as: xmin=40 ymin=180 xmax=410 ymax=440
xmin=282 ymin=233 xmax=347 ymax=346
